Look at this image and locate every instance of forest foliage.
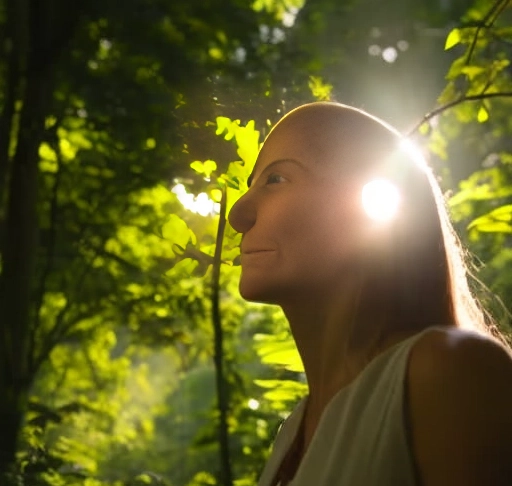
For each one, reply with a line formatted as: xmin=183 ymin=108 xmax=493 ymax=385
xmin=1 ymin=0 xmax=512 ymax=485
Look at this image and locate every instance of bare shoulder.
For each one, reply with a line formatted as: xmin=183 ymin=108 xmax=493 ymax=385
xmin=406 ymin=326 xmax=512 ymax=486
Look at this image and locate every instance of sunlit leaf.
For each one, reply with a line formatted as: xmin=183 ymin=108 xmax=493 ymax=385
xmin=477 ymin=105 xmax=489 ymax=123
xmin=445 ymin=28 xmax=461 ymax=50
xmin=235 ymin=122 xmax=260 ymax=167
xmin=461 ymin=65 xmax=485 ymax=80
xmin=468 ymin=204 xmax=512 ymax=234
xmin=418 ymin=122 xmax=430 ymax=136
xmin=162 ymin=214 xmax=194 ymax=251
xmin=190 ymin=161 xmax=205 ymax=174
xmin=216 ymin=116 xmax=232 ymax=136
xmin=39 ymin=143 xmax=57 ymax=161
xmin=308 ymin=75 xmax=332 ymax=101
xmin=203 ymin=159 xmax=217 ymax=178
xmin=210 ymin=188 xmax=222 ymax=202
xmin=254 ymin=334 xmax=303 ymax=372
xmin=446 ymin=56 xmax=465 ymax=80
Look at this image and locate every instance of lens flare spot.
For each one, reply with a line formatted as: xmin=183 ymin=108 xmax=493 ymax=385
xmin=362 ymin=179 xmax=401 ymax=222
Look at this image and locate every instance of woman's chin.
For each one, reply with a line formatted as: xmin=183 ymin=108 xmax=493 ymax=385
xmin=238 ymin=281 xmax=281 ymax=304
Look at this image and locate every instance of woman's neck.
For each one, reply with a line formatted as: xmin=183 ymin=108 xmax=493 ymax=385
xmin=280 ymin=285 xmax=415 ymax=437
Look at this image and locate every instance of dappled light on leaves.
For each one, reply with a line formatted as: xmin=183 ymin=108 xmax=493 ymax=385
xmin=172 ymin=183 xmax=219 ymax=216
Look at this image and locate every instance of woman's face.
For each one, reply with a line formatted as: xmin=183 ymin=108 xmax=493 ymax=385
xmin=228 ymin=110 xmax=373 ymax=304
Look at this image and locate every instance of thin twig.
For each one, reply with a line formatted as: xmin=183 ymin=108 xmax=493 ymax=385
xmin=408 ymin=92 xmax=512 ymax=136
xmin=211 ymin=186 xmax=233 ymax=486
xmin=465 ymin=0 xmax=509 ymax=66
xmin=488 ymin=0 xmax=511 ymax=27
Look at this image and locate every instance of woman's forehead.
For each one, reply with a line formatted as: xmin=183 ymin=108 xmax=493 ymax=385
xmin=254 ymin=112 xmax=397 ymax=177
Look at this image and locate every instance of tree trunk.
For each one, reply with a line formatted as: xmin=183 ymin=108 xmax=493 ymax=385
xmin=0 ymin=48 xmax=19 ymax=214
xmin=0 ymin=0 xmax=29 ymax=223
xmin=0 ymin=0 xmax=54 ymax=478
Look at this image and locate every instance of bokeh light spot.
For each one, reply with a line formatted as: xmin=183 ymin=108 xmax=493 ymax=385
xmin=368 ymin=44 xmax=381 ymax=56
xmin=382 ymin=46 xmax=398 ymax=63
xmin=248 ymin=398 xmax=260 ymax=410
xmin=397 ymin=40 xmax=409 ymax=51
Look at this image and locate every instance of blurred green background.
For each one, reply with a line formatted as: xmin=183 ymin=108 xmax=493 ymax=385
xmin=1 ymin=0 xmax=512 ymax=484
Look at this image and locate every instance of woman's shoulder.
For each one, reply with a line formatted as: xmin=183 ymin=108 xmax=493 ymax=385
xmin=408 ymin=326 xmax=512 ymax=389
xmin=406 ymin=326 xmax=512 ymax=485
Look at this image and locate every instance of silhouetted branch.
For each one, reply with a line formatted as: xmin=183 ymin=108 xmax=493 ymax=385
xmin=408 ymin=92 xmax=512 ymax=136
xmin=465 ymin=0 xmax=508 ymax=66
xmin=211 ymin=186 xmax=233 ymax=486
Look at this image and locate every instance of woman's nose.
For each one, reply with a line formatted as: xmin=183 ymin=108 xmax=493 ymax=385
xmin=228 ymin=191 xmax=256 ymax=234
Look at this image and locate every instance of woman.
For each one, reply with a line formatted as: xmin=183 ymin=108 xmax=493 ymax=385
xmin=228 ymin=102 xmax=512 ymax=485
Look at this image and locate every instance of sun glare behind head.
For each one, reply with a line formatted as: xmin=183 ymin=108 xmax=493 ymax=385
xmin=399 ymin=138 xmax=428 ymax=171
xmin=362 ymin=179 xmax=401 ymax=222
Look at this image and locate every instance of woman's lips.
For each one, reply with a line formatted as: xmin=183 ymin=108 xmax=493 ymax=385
xmin=241 ymin=249 xmax=276 ymax=262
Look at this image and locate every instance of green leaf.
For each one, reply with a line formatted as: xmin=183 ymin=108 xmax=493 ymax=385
xmin=202 ymin=159 xmax=217 ymax=178
xmin=461 ymin=65 xmax=485 ymax=80
xmin=445 ymin=28 xmax=461 ymax=50
xmin=162 ymin=214 xmax=193 ymax=250
xmin=215 ymin=116 xmax=232 ymax=136
xmin=254 ymin=379 xmax=308 ymax=405
xmin=477 ymin=106 xmax=489 ymax=123
xmin=190 ymin=161 xmax=204 ymax=174
xmin=254 ymin=334 xmax=303 ymax=372
xmin=308 ymin=75 xmax=333 ymax=101
xmin=215 ymin=116 xmax=240 ymax=140
xmin=468 ymin=204 xmax=512 ymax=234
xmin=446 ymin=56 xmax=465 ymax=80
xmin=418 ymin=122 xmax=430 ymax=136
xmin=235 ymin=121 xmax=260 ymax=166
xmin=134 ymin=473 xmax=152 ymax=484
xmin=39 ymin=143 xmax=57 ymax=161
xmin=210 ymin=188 xmax=222 ymax=202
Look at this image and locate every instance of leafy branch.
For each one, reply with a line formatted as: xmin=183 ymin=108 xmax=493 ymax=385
xmin=410 ymin=0 xmax=512 ymax=136
xmin=465 ymin=0 xmax=509 ymax=66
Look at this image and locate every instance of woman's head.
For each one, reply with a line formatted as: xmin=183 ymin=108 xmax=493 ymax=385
xmin=229 ymin=102 xmax=488 ymax=340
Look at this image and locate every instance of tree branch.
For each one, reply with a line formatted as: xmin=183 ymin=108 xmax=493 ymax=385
xmin=32 ymin=261 xmax=91 ymax=374
xmin=29 ymin=136 xmax=63 ymax=369
xmin=408 ymin=92 xmax=512 ymax=136
xmin=465 ymin=0 xmax=509 ymax=66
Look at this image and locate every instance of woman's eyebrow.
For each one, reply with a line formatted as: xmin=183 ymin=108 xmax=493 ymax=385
xmin=247 ymin=158 xmax=305 ymax=187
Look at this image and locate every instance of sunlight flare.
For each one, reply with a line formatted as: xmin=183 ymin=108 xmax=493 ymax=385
xmin=172 ymin=183 xmax=219 ymax=216
xmin=362 ymin=179 xmax=401 ymax=222
xmin=400 ymin=138 xmax=428 ymax=171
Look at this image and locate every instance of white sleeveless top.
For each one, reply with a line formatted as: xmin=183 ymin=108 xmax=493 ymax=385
xmin=257 ymin=326 xmax=445 ymax=486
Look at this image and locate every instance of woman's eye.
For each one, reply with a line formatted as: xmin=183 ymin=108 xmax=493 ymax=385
xmin=266 ymin=173 xmax=286 ymax=185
